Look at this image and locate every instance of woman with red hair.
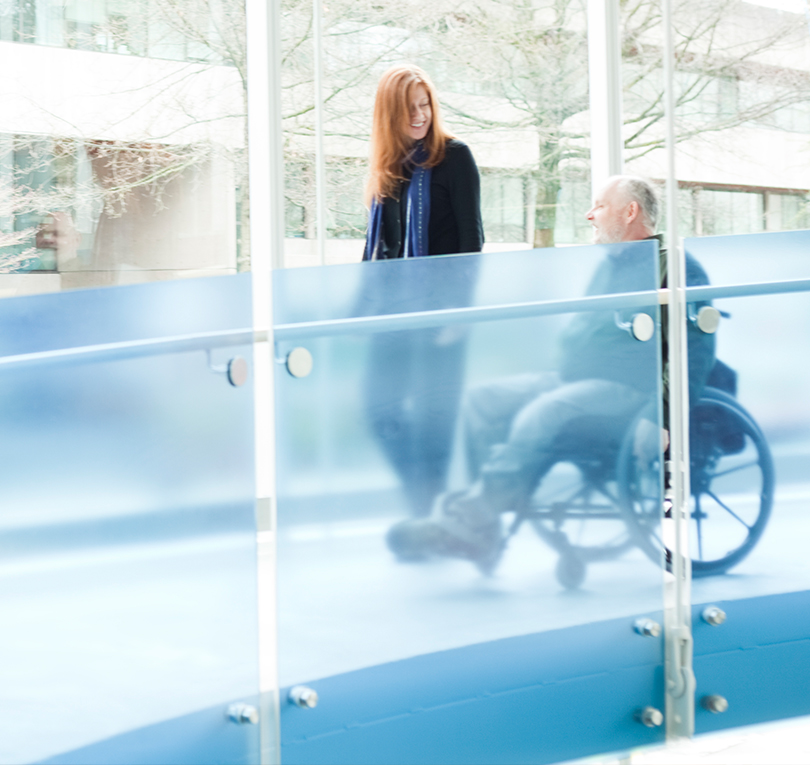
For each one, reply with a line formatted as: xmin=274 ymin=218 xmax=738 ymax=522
xmin=363 ymin=64 xmax=483 ymax=260
xmin=361 ymin=64 xmax=484 ymax=519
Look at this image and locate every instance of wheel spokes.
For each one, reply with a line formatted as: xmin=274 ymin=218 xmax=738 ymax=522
xmin=710 ymin=458 xmax=760 ymax=481
xmin=705 ymin=489 xmax=753 ymax=531
xmin=531 ymin=466 xmax=637 ymax=557
xmin=648 ymin=525 xmax=664 ymax=549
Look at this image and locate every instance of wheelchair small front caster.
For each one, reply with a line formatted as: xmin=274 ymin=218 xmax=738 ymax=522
xmin=556 ymin=554 xmax=586 ymax=589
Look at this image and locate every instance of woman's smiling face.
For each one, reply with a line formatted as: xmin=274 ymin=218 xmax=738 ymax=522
xmin=405 ymin=84 xmax=432 ymax=142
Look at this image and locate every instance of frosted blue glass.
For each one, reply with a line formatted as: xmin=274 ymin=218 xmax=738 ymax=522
xmin=684 ymin=232 xmax=810 ymax=600
xmin=685 ymin=229 xmax=810 ymax=286
xmin=274 ymin=243 xmax=664 ymax=685
xmin=275 ymin=244 xmax=673 ymax=762
xmin=0 ymin=276 xmax=260 ymax=765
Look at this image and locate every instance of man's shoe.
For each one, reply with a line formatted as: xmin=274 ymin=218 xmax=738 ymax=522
xmin=385 ymin=489 xmax=504 ymax=574
xmin=385 ymin=519 xmax=444 ymax=562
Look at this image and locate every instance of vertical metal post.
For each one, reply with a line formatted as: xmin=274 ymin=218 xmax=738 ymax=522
xmin=246 ymin=0 xmax=286 ymax=271
xmin=661 ymin=0 xmax=696 ymax=741
xmin=312 ymin=0 xmax=327 ymax=266
xmin=587 ymin=0 xmax=624 ymax=196
xmin=245 ymin=0 xmax=282 ymax=759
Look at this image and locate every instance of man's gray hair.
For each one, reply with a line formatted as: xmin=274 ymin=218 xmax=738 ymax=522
xmin=615 ymin=175 xmax=659 ymax=232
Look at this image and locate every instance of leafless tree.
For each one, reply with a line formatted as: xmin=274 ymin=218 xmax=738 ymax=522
xmin=3 ymin=0 xmax=808 ymax=270
xmin=421 ymin=0 xmax=810 ymax=246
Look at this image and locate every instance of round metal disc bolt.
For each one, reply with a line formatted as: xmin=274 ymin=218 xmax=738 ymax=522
xmin=227 ymin=356 xmax=249 ymax=387
xmin=631 ymin=313 xmax=655 ymax=342
xmin=696 ymin=305 xmax=721 ymax=334
xmin=286 ymin=347 xmax=313 ymax=378
xmin=701 ymin=605 xmax=727 ymax=626
xmin=289 ymin=685 xmax=318 ymax=709
xmin=227 ymin=703 xmax=259 ymax=725
xmin=637 ymin=706 xmax=664 ymax=727
xmin=633 ymin=618 xmax=662 ymax=638
xmin=702 ymin=695 xmax=729 ymax=714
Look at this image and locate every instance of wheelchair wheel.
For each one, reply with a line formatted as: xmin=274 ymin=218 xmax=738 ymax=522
xmin=618 ymin=388 xmax=775 ymax=576
xmin=529 ymin=459 xmax=636 ymax=587
xmin=614 ymin=405 xmax=664 ymax=567
xmin=555 ymin=553 xmax=587 ymax=590
xmin=687 ymin=388 xmax=774 ymax=574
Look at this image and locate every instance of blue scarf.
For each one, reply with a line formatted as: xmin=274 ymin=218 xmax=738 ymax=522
xmin=365 ymin=144 xmax=432 ymax=260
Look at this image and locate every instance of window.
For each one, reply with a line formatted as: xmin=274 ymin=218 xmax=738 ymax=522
xmin=697 ymin=188 xmax=764 ymax=236
xmin=327 ymin=160 xmax=367 ymax=240
xmin=0 ymin=135 xmax=99 ymax=272
xmin=285 ymin=160 xmax=311 ymax=239
xmin=481 ymin=173 xmax=526 ymax=244
xmin=0 ymin=0 xmax=228 ymax=63
xmin=676 ymin=72 xmax=738 ymax=123
xmin=768 ymin=192 xmax=810 ymax=230
xmin=554 ymin=174 xmax=592 ymax=245
xmin=740 ymin=80 xmax=810 ymax=134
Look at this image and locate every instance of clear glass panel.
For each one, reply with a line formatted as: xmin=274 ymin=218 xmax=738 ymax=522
xmin=1 ymin=0 xmax=247 ymax=296
xmin=0 ymin=275 xmax=260 ymax=764
xmin=275 ymin=242 xmax=667 ymax=762
xmin=686 ymin=229 xmax=810 ymax=286
xmin=279 ymin=0 xmax=595 ymax=267
xmin=685 ymin=230 xmax=810 ymax=736
xmin=0 ymin=0 xmax=241 ymax=62
xmin=683 ymin=232 xmax=810 ymax=596
xmin=623 ymin=0 xmax=810 ymax=239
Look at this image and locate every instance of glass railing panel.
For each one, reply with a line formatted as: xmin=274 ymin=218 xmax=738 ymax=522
xmin=684 ymin=231 xmax=810 ymax=737
xmin=275 ymin=242 xmax=668 ymax=763
xmin=0 ymin=275 xmax=260 ymax=764
xmin=273 ymin=243 xmax=614 ymax=325
xmin=685 ymin=230 xmax=810 ymax=287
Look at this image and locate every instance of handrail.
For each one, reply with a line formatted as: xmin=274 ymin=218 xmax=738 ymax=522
xmin=2 ymin=276 xmax=810 ymax=369
xmin=272 ymin=289 xmax=661 ymax=341
xmin=684 ymin=277 xmax=810 ymax=302
xmin=273 ymin=277 xmax=810 ymax=341
xmin=0 ymin=328 xmax=262 ymax=370
xmin=0 ymin=290 xmax=660 ymax=368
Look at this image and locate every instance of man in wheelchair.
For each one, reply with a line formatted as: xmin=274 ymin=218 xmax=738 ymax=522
xmin=386 ymin=175 xmax=718 ymax=575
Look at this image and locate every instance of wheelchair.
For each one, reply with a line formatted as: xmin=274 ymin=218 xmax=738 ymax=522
xmin=510 ymin=386 xmax=775 ymax=589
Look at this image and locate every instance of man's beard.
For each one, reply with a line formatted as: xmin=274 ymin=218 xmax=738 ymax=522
xmin=593 ymin=221 xmax=626 ymax=244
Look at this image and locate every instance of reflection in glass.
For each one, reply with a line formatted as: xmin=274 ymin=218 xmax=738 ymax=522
xmin=1 ymin=0 xmax=247 ymax=294
xmin=274 ymin=243 xmax=666 ymax=688
xmin=385 ymin=242 xmax=661 ymax=584
xmin=356 ymin=254 xmax=480 ymax=518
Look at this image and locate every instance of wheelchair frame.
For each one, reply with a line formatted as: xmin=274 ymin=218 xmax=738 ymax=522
xmin=510 ymin=387 xmax=775 ymax=589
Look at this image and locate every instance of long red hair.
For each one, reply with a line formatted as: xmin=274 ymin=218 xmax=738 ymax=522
xmin=365 ymin=65 xmax=453 ymax=205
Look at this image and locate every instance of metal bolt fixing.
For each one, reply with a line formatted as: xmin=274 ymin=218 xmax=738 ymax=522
xmin=286 ymin=347 xmax=313 ymax=378
xmin=631 ymin=313 xmax=655 ymax=342
xmin=696 ymin=306 xmax=721 ymax=334
xmin=289 ymin=685 xmax=319 ymax=709
xmin=634 ymin=618 xmax=662 ymax=638
xmin=701 ymin=695 xmax=729 ymax=714
xmin=701 ymin=606 xmax=727 ymax=626
xmin=637 ymin=706 xmax=664 ymax=727
xmin=227 ymin=356 xmax=249 ymax=387
xmin=227 ymin=703 xmax=259 ymax=725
